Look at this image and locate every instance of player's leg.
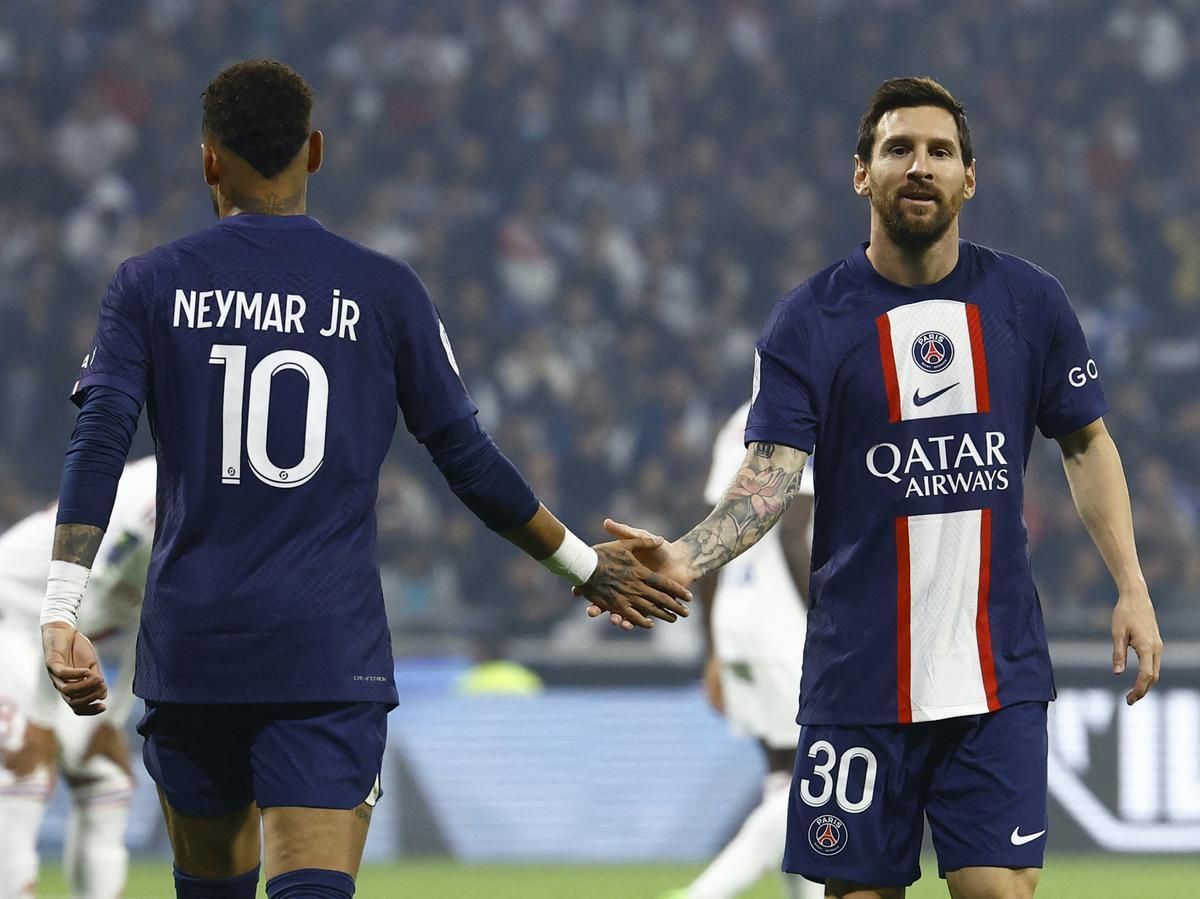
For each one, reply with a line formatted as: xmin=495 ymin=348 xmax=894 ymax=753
xmin=0 ymin=723 xmax=56 ymax=899
xmin=784 ymin=721 xmax=929 ymax=897
xmin=260 ymin=803 xmax=371 ymax=896
xmin=674 ymin=656 xmax=823 ymax=899
xmin=944 ymin=866 xmax=1039 ymax=899
xmin=926 ymin=702 xmax=1048 ymax=899
xmin=252 ymin=702 xmax=388 ymax=898
xmin=0 ymin=628 xmax=55 ymax=899
xmin=137 ymin=702 xmax=262 ymax=897
xmin=682 ymin=754 xmax=794 ymax=899
xmin=59 ymin=720 xmax=136 ymax=899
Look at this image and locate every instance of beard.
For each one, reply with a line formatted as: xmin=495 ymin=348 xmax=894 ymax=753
xmin=872 ymin=182 xmax=964 ymax=251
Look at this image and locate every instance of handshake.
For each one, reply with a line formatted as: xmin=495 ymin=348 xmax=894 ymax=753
xmin=573 ymin=518 xmax=697 ymax=631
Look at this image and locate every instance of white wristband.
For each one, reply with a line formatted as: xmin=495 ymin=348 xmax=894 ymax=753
xmin=540 ymin=529 xmax=599 ymax=587
xmin=41 ymin=561 xmax=90 ymax=628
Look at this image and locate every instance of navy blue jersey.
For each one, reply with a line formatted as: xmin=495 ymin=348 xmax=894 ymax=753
xmin=746 ymin=241 xmax=1106 ymax=726
xmin=72 ymin=214 xmax=477 ymax=704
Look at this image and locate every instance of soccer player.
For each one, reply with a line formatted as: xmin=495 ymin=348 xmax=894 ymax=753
xmin=596 ymin=77 xmax=1163 ymax=899
xmin=661 ymin=403 xmax=822 ymax=899
xmin=39 ymin=60 xmax=691 ymax=899
xmin=1 ymin=456 xmax=155 ymax=899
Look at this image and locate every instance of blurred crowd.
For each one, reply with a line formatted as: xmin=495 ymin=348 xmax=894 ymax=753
xmin=2 ymin=0 xmax=1198 ymax=653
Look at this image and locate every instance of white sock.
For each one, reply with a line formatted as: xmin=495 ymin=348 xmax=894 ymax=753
xmin=65 ymin=767 xmax=133 ymax=899
xmin=783 ymin=871 xmax=827 ymax=899
xmin=0 ymin=769 xmax=52 ymax=899
xmin=687 ymin=771 xmax=793 ymax=899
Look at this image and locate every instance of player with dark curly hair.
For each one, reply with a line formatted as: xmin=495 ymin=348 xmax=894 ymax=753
xmin=40 ymin=59 xmax=691 ymax=899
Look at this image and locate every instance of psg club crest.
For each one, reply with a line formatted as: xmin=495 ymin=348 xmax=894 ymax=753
xmin=912 ymin=330 xmax=955 ymax=374
xmin=808 ymin=814 xmax=848 ymax=856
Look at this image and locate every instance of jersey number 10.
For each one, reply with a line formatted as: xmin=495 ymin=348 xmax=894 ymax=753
xmin=209 ymin=344 xmax=328 ymax=488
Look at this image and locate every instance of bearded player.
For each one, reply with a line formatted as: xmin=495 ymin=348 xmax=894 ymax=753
xmin=598 ymin=77 xmax=1162 ymax=898
xmin=1 ymin=457 xmax=155 ymax=899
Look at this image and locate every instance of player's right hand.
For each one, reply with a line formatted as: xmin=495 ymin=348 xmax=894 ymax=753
xmin=575 ymin=534 xmax=693 ymax=630
xmin=41 ymin=622 xmax=108 ymax=716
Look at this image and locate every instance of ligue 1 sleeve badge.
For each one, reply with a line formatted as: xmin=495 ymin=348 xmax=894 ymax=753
xmin=808 ymin=814 xmax=848 ymax=856
xmin=912 ymin=330 xmax=955 ymax=374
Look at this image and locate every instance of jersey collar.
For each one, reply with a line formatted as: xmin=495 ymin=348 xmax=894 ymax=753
xmin=848 ymin=239 xmax=973 ymax=297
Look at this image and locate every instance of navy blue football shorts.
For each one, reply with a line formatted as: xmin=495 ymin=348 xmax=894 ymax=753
xmin=137 ymin=701 xmax=389 ymax=817
xmin=784 ymin=700 xmax=1048 ymax=887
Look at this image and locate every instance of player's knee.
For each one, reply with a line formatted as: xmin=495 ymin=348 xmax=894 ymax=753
xmin=266 ymin=868 xmax=356 ymax=898
xmin=162 ymin=800 xmax=261 ymax=880
xmin=65 ymin=753 xmax=134 ymax=805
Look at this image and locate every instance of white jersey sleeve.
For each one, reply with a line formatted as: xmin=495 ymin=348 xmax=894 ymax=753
xmin=76 ymin=456 xmax=157 ymax=637
xmin=704 ymin=401 xmax=814 ymax=505
xmin=0 ymin=505 xmax=57 ymax=625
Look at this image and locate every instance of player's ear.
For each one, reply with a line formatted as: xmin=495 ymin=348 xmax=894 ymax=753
xmin=201 ymin=142 xmax=220 ymax=186
xmin=853 ymin=154 xmax=870 ymax=197
xmin=306 ymin=130 xmax=323 ymax=175
xmin=963 ymin=158 xmax=976 ymax=200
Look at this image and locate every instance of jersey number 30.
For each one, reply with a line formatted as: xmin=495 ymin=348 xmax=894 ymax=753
xmin=799 ymin=740 xmax=878 ymax=813
xmin=209 ymin=345 xmax=328 ymax=488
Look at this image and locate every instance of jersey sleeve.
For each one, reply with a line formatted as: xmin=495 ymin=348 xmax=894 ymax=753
xmin=744 ymin=295 xmax=818 ymax=452
xmin=71 ymin=259 xmax=153 ymax=406
xmin=393 ymin=264 xmax=478 ymax=442
xmin=1035 ymin=277 xmax=1107 ymax=438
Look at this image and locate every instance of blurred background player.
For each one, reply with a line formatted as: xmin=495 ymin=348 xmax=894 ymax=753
xmin=1 ymin=456 xmax=155 ymax=899
xmin=40 ymin=60 xmax=689 ymax=899
xmin=598 ymin=75 xmax=1163 ymax=899
xmin=663 ymin=401 xmax=821 ymax=899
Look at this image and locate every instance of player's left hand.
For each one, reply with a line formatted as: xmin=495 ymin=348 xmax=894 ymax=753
xmin=41 ymin=622 xmax=108 ymax=716
xmin=1111 ymin=589 xmax=1163 ymax=706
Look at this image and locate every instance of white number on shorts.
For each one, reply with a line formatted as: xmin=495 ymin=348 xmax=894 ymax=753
xmin=799 ymin=740 xmax=878 ymax=814
xmin=799 ymin=740 xmax=837 ymax=806
xmin=835 ymin=746 xmax=878 ymax=813
xmin=209 ymin=345 xmax=329 ymax=488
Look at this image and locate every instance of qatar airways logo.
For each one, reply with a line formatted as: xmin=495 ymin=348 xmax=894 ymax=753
xmin=865 ymin=431 xmax=1011 ymax=498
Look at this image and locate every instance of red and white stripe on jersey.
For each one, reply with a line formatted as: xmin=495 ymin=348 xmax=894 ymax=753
xmin=895 ymin=509 xmax=1000 ymax=723
xmin=876 ymin=299 xmax=990 ymax=422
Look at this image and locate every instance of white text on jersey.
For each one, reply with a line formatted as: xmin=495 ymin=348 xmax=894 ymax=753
xmin=173 ymin=288 xmax=360 ymax=341
xmin=866 ymin=431 xmax=1011 ymax=498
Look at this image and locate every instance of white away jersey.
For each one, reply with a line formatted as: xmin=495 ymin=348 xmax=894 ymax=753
xmin=0 ymin=456 xmax=156 ymax=635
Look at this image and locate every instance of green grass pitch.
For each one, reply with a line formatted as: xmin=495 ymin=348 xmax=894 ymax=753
xmin=36 ymin=856 xmax=1200 ymax=898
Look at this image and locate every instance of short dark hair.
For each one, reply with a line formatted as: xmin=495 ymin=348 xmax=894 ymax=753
xmin=202 ymin=60 xmax=313 ymax=179
xmin=856 ymin=77 xmax=973 ymax=166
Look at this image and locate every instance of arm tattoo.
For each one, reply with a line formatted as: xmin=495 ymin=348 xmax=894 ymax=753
xmin=681 ymin=443 xmax=808 ymax=579
xmin=52 ymin=524 xmax=105 ymax=567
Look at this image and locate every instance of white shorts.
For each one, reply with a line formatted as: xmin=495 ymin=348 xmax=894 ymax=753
xmin=0 ymin=621 xmax=134 ymax=785
xmin=0 ymin=624 xmax=41 ymax=788
xmin=717 ymin=654 xmax=803 ymax=750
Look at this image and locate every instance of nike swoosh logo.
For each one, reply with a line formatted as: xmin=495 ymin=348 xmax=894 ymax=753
xmin=1010 ymin=827 xmax=1046 ymax=846
xmin=912 ymin=382 xmax=959 ymax=407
